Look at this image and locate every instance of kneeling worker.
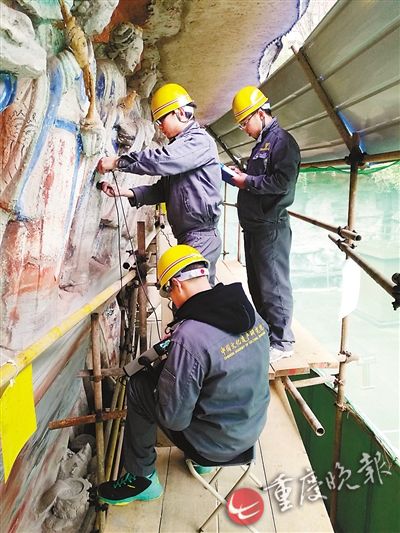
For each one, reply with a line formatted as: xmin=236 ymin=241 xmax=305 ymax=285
xmin=97 ymin=83 xmax=222 ymax=286
xmin=98 ymin=244 xmax=270 ymax=505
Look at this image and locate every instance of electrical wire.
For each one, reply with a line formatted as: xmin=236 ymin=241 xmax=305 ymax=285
xmin=113 ymin=194 xmax=123 ymax=292
xmin=111 ymin=170 xmax=162 ymax=340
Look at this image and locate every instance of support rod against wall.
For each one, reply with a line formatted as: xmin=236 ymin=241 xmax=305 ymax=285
xmin=48 ymin=409 xmax=127 ymax=429
xmin=282 ymin=377 xmax=325 ymax=436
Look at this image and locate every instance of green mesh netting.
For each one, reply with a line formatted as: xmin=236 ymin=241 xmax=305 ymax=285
xmin=300 ymin=160 xmax=400 ymax=175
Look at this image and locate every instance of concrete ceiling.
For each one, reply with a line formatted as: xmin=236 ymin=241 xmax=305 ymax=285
xmin=157 ymin=0 xmax=304 ymax=125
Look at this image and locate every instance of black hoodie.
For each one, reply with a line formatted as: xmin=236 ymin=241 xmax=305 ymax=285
xmin=170 ymin=282 xmax=256 ymax=334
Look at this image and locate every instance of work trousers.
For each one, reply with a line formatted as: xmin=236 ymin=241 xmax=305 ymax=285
xmin=178 ymin=228 xmax=221 ymax=286
xmin=243 ymin=219 xmax=295 ymax=351
xmin=123 ymin=370 xmax=233 ymax=477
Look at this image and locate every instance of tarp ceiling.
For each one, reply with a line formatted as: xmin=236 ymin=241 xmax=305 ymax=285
xmin=208 ymin=0 xmax=400 ymax=164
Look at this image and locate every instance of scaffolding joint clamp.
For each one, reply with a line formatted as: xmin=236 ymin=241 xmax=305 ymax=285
xmin=334 ymin=376 xmax=344 ymax=387
xmin=338 ymin=225 xmax=361 ymax=242
xmin=344 ymin=145 xmax=365 ymax=167
xmin=334 ymin=401 xmax=347 ymax=412
xmin=391 ymin=273 xmax=400 ymax=310
xmin=94 ymin=410 xmax=104 ymax=422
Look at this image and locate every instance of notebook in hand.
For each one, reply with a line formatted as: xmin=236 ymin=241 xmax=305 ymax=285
xmin=220 ymin=164 xmax=238 ymax=186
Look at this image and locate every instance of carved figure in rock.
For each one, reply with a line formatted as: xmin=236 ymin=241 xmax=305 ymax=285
xmin=105 ymin=23 xmax=144 ymax=76
xmin=41 ymin=478 xmax=91 ymax=532
xmin=59 ymin=0 xmax=96 ymax=124
xmin=0 ymin=45 xmax=97 ymax=350
xmin=71 ymin=0 xmax=119 ymax=37
xmin=0 ymin=3 xmax=47 ymax=77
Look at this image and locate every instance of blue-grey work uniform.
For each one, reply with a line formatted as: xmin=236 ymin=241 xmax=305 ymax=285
xmin=117 ymin=121 xmax=222 ymax=285
xmin=238 ymin=118 xmax=300 ymax=351
xmin=123 ymin=282 xmax=270 ymax=476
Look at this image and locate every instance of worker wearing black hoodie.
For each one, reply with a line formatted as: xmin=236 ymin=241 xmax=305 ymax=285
xmin=98 ymin=245 xmax=270 ymax=506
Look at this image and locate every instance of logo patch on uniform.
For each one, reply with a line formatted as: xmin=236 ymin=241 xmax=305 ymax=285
xmin=260 ymin=142 xmax=270 ymax=152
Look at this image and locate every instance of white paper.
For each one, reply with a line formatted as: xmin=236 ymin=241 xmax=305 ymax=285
xmin=339 ymin=258 xmax=361 ymax=319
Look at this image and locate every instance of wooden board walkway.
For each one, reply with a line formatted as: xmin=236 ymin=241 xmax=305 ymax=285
xmin=105 ymin=380 xmax=333 ymax=533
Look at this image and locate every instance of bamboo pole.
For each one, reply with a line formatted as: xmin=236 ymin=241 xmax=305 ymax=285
xmin=105 ymin=379 xmax=126 ymax=481
xmin=91 ymin=314 xmax=106 ymax=532
xmin=330 ymin=137 xmax=360 ymax=525
xmin=282 ymin=377 xmax=325 ymax=436
xmin=104 ymin=287 xmax=137 ymax=450
xmin=112 ymin=418 xmax=126 ymax=480
xmin=288 ymin=210 xmax=361 ymax=241
xmin=104 ymin=283 xmax=139 ymax=479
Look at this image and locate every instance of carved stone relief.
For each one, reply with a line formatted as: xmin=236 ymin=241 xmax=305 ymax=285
xmin=0 ymin=3 xmax=47 ymax=77
xmin=71 ymin=0 xmax=119 ymax=37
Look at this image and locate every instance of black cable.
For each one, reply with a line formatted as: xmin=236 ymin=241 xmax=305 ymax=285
xmin=113 ymin=194 xmax=124 ymax=292
xmin=160 ymin=227 xmax=173 ymax=247
xmin=111 ymin=170 xmax=162 ymax=340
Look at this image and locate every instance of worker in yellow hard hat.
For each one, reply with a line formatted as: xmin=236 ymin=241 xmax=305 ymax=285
xmin=229 ymin=86 xmax=301 ymax=363
xmin=97 ymin=83 xmax=222 ymax=285
xmin=98 ymin=244 xmax=269 ymax=505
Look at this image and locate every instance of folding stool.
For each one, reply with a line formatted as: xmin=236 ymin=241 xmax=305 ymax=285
xmin=186 ymin=445 xmax=267 ymax=533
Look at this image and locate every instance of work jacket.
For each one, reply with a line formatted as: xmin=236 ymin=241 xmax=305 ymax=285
xmin=117 ymin=121 xmax=222 ymax=240
xmin=238 ymin=118 xmax=300 ymax=231
xmin=155 ymin=282 xmax=270 ymax=462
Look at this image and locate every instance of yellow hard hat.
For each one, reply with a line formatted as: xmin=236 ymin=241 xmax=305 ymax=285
xmin=151 ymin=83 xmax=193 ymax=122
xmin=232 ymin=86 xmax=268 ymax=123
xmin=157 ymin=245 xmax=209 ymax=297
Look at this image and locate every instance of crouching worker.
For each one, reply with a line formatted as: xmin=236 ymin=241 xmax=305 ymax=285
xmin=97 ymin=244 xmax=270 ymax=505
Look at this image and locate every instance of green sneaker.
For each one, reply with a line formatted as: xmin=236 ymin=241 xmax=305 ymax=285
xmin=193 ymin=464 xmax=215 ymax=476
xmin=98 ymin=470 xmax=163 ymax=506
